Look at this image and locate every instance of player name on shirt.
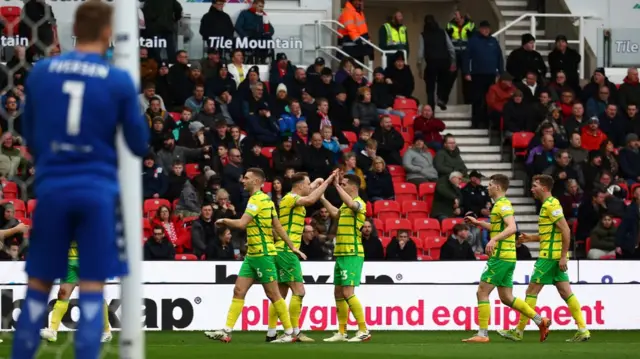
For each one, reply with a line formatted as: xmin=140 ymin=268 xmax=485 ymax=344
xmin=48 ymin=59 xmax=110 ymax=79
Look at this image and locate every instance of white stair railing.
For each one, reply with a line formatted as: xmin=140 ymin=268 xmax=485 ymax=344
xmin=492 ymin=13 xmax=595 ymax=78
xmin=314 ymin=19 xmax=407 ymax=79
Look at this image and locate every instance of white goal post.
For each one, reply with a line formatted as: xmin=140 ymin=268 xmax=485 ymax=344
xmin=113 ymin=0 xmax=145 ymax=358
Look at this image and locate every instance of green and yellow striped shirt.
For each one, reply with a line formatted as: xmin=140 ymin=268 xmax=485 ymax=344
xmin=276 ymin=192 xmax=305 ymax=252
xmin=244 ymin=190 xmax=277 ymax=257
xmin=538 ymin=196 xmax=567 ymax=260
xmin=489 ymin=197 xmax=516 ymax=262
xmin=334 ymin=197 xmax=366 ymax=257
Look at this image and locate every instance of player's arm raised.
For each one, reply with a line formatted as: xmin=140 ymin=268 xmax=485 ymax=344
xmin=556 ymin=216 xmax=571 ymax=271
xmin=295 ymin=171 xmax=337 ymax=207
xmin=319 ymin=195 xmax=340 ymax=219
xmin=118 ymin=70 xmax=150 ymax=157
xmin=272 ymin=216 xmax=307 ymax=260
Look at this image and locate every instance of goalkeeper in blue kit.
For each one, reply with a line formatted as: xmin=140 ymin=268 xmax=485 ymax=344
xmin=11 ymin=1 xmax=149 ymax=359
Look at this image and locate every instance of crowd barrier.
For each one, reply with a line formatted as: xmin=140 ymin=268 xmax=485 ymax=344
xmin=1 ymin=262 xmax=638 ymax=331
xmin=2 ymin=261 xmax=637 ymax=285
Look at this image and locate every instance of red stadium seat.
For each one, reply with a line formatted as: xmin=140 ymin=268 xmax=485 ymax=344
xmin=418 ymin=182 xmax=436 ymax=213
xmin=423 ymin=236 xmax=445 ymax=260
xmin=343 ymin=131 xmax=357 ymax=144
xmin=400 ymin=143 xmax=410 ymax=157
xmin=411 ymin=236 xmax=423 ymax=254
xmin=16 ymin=217 xmax=31 ymax=226
xmin=387 ymin=165 xmax=405 ymax=181
xmin=613 ymin=217 xmax=622 ymax=227
xmin=143 ymin=220 xmax=152 ymax=238
xmin=600 ymin=254 xmax=617 ymax=260
xmin=366 ymin=201 xmax=373 ymax=217
xmin=441 ymin=218 xmax=463 ymax=236
xmin=27 ymin=199 xmax=36 ymax=217
xmin=475 ymin=254 xmax=489 ymax=260
xmin=511 ymin=132 xmax=535 ymax=166
xmin=393 ymin=98 xmax=418 ymax=112
xmin=184 ymin=163 xmax=201 ymax=179
xmin=175 ymin=254 xmax=198 ymax=261
xmin=143 ymin=199 xmax=171 ymax=218
xmin=388 ymin=114 xmax=402 ymax=132
xmin=402 ymin=201 xmax=429 ymax=221
xmin=262 ymin=181 xmax=272 ymax=193
xmin=373 ymin=200 xmax=401 ymax=221
xmin=631 ymin=183 xmax=640 ymax=199
xmin=384 ymin=218 xmax=412 ymax=237
xmin=413 ymin=218 xmax=440 ymax=238
xmin=1 ymin=199 xmax=25 ymax=217
xmin=261 ymin=146 xmax=276 ymax=159
xmin=585 ymin=237 xmax=591 ymax=253
xmin=373 ymin=218 xmax=385 ymax=232
xmin=401 ymin=131 xmax=412 ymax=144
xmin=420 ymin=255 xmax=434 ymax=261
xmin=304 ymin=217 xmax=312 ymax=225
xmin=169 ymin=112 xmax=181 ymax=122
xmin=379 ymin=236 xmax=391 ymax=248
xmin=394 ymin=182 xmax=417 ymax=202
xmin=2 ymin=181 xmax=18 ymax=199
xmin=172 ymin=198 xmax=179 ymax=211
xmin=402 ymin=114 xmax=416 ymax=129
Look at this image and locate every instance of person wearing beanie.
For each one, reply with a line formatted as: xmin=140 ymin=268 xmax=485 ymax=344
xmin=417 ymin=14 xmax=456 ymax=110
xmin=308 ymin=67 xmax=339 ymax=102
xmin=462 ymin=20 xmax=503 ymax=129
xmin=402 ymin=132 xmax=438 ymax=184
xmin=505 ymin=32 xmax=547 ymax=83
xmin=384 ymin=49 xmax=417 ymax=104
xmin=272 ymin=83 xmax=290 ymax=118
xmin=581 ymin=67 xmax=619 ymax=105
xmin=548 ymin=34 xmax=581 ymax=94
xmin=580 ymin=116 xmax=608 ymax=152
xmin=370 ymin=67 xmax=406 ymax=118
xmin=142 ymin=151 xmax=168 ymax=200
xmin=269 ymin=52 xmax=296 ymax=95
xmin=618 ymin=133 xmax=640 ymax=184
xmin=200 ymin=48 xmax=222 ymax=80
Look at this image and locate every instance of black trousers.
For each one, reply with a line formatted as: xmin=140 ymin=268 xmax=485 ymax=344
xmin=470 ymin=74 xmax=496 ymax=128
xmin=617 ymin=247 xmax=640 ymax=259
xmin=423 ymin=60 xmax=451 ymax=109
xmin=446 ymin=54 xmax=472 ymax=104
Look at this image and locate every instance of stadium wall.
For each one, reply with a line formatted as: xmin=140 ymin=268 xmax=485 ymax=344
xmin=0 ymin=262 xmax=638 ymax=331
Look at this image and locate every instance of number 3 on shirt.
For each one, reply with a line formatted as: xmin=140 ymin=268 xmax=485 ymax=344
xmin=62 ymin=80 xmax=85 ymax=136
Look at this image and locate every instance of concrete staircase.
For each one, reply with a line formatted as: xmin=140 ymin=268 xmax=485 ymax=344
xmin=439 ymin=105 xmax=539 ymax=255
xmin=493 ymin=0 xmax=550 ymax=72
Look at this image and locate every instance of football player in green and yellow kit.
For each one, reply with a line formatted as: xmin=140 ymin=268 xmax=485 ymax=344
xmin=39 ymin=242 xmax=112 ymax=343
xmin=320 ymin=174 xmax=370 ymax=342
xmin=205 ymin=168 xmax=307 ymax=343
xmin=463 ymin=174 xmax=550 ymax=343
xmin=265 ymin=170 xmax=337 ymax=342
xmin=499 ymin=174 xmax=590 ymax=342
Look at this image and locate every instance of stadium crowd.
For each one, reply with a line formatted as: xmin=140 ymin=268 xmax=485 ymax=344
xmin=0 ymin=0 xmax=639 ymax=262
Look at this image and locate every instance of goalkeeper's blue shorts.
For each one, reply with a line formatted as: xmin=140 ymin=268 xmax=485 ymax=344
xmin=26 ymin=189 xmax=128 ymax=282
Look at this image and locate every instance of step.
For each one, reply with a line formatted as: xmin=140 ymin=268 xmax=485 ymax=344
xmin=445 ymin=129 xmax=489 ymax=136
xmin=506 ymin=187 xmax=525 ymax=196
xmin=461 ymin=153 xmax=501 ymax=162
xmin=507 ymin=196 xmax=534 ymax=204
xmin=518 ymin=222 xmax=538 ymax=231
xmin=469 ymin=162 xmax=513 ymax=170
xmin=456 ymin=136 xmax=491 ymax=145
xmin=505 ymin=19 xmax=533 ymax=28
xmin=504 ymin=29 xmax=546 ymax=37
xmin=459 ymin=145 xmax=501 ymax=153
xmin=483 ymin=179 xmax=523 ymax=186
xmin=444 ymin=120 xmax=472 ymax=128
xmin=506 ymin=48 xmax=550 ymax=57
xmin=501 ymin=10 xmax=529 ymax=17
xmin=513 ymin=204 xmax=537 ymax=214
xmin=517 ymin=214 xmax=539 ymax=222
xmin=495 ymin=0 xmax=528 ymax=7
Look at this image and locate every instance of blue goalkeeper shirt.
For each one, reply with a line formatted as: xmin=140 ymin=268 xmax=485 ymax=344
xmin=22 ymin=51 xmax=149 ymax=197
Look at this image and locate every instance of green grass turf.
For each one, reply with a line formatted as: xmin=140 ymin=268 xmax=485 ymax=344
xmin=1 ymin=331 xmax=639 ymax=358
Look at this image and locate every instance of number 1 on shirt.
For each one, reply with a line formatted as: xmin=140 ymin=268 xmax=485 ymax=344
xmin=62 ymin=80 xmax=85 ymax=136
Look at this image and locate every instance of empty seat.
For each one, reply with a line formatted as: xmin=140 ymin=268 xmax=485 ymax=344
xmin=175 ymin=254 xmax=198 ymax=261
xmin=343 ymin=131 xmax=357 ymax=144
xmin=373 ymin=218 xmax=385 ymax=232
xmin=261 ymin=146 xmax=276 ymax=159
xmin=394 ymin=182 xmax=417 ymax=202
xmin=387 ymin=165 xmax=406 ymax=181
xmin=0 ymin=6 xmax=21 ymax=36
xmin=402 ymin=201 xmax=429 ymax=221
xmin=27 ymin=199 xmax=36 ymax=217
xmin=384 ymin=218 xmax=412 ymax=237
xmin=413 ymin=218 xmax=440 ymax=238
xmin=423 ymin=236 xmax=445 ymax=260
xmin=169 ymin=112 xmax=181 ymax=121
xmin=393 ymin=98 xmax=418 ymax=112
xmin=2 ymin=181 xmax=18 ymax=199
xmin=184 ymin=163 xmax=201 ymax=179
xmin=262 ymin=181 xmax=272 ymax=193
xmin=366 ymin=201 xmax=373 ymax=217
xmin=373 ymin=200 xmax=401 ymax=221
xmin=379 ymin=236 xmax=391 ymax=249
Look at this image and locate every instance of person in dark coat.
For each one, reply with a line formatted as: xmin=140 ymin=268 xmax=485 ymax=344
xmin=272 ymin=137 xmax=303 ymax=177
xmin=329 ymin=88 xmax=354 ymax=132
xmin=305 ymin=57 xmax=325 ymax=90
xmin=242 ymin=141 xmax=272 ymax=180
xmin=615 ymin=186 xmax=640 ymax=259
xmin=143 ymin=153 xmax=168 ymax=200
xmin=503 ymin=90 xmax=535 ymax=136
xmin=164 ymin=160 xmax=188 ymax=203
xmin=417 ymin=15 xmax=456 ymax=110
xmin=385 ymin=230 xmax=418 ymax=261
xmin=144 ymin=226 xmax=176 ymax=261
xmin=342 ymin=67 xmax=369 ymax=109
xmin=370 ymin=67 xmax=396 ymax=114
xmin=581 ymin=68 xmax=618 ymax=105
xmin=199 ymin=0 xmax=235 ymax=58
xmin=440 ymin=224 xmax=476 ymax=260
xmin=246 ymin=102 xmax=279 ymax=146
xmin=206 ymin=64 xmax=237 ymax=99
xmin=548 ymin=35 xmax=582 ymax=94
xmin=366 ymin=156 xmax=395 ymax=201
xmin=142 ymin=0 xmax=181 ymax=63
xmin=20 ymin=0 xmax=55 ymax=62
xmin=299 ymin=225 xmax=328 ymax=260
xmin=168 ymin=51 xmax=192 ymax=107
xmin=542 ymin=150 xmax=582 ymax=198
xmin=308 ymin=67 xmax=340 ymax=103
xmin=618 ymin=134 xmax=640 ymax=184
xmin=431 ymin=172 xmax=463 ymax=221
xmin=269 ymin=53 xmax=297 ymax=94
xmin=564 ymin=103 xmax=587 ymax=137
xmin=624 ymin=103 xmax=640 ymax=136
xmin=462 ymin=21 xmax=504 ymax=129
xmin=303 ymin=133 xmax=335 ymax=180
xmin=506 ymin=33 xmax=547 ymax=82
xmin=384 ymin=51 xmax=416 ymax=99
xmin=234 ymin=0 xmax=274 ymax=64
xmin=576 ymin=188 xmax=608 ymax=242
xmin=598 ymin=104 xmax=627 ymax=148
xmin=372 ymin=116 xmax=404 ymax=165
xmin=206 ymin=226 xmax=235 ymax=260
xmin=461 ymin=171 xmax=491 ymax=218
xmin=618 ymin=68 xmax=640 ymax=111
xmin=361 ymin=220 xmax=384 ymax=260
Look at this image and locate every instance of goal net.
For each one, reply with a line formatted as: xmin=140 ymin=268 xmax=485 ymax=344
xmin=0 ymin=1 xmax=144 ymax=358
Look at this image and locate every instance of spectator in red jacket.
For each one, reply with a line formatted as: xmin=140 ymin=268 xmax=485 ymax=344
xmin=412 ymin=104 xmax=446 ymax=150
xmin=556 ymin=89 xmax=575 ymax=121
xmin=581 ymin=117 xmax=608 ymax=151
xmin=485 ymin=73 xmax=514 ymax=123
xmin=150 ymin=205 xmax=185 ymax=249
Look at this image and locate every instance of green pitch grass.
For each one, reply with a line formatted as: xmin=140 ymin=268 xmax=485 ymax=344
xmin=1 ymin=331 xmax=639 ymax=358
